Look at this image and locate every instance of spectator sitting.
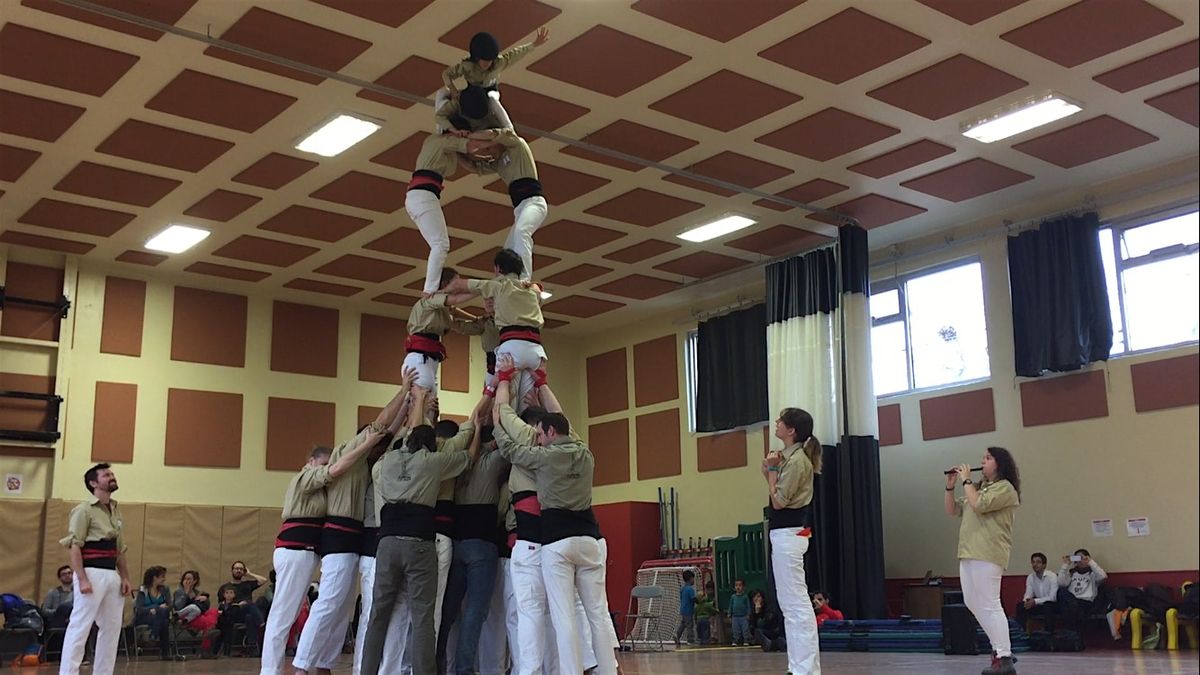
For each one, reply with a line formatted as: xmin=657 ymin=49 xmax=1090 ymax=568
xmin=174 ymin=570 xmax=219 ymax=639
xmin=41 ymin=565 xmax=74 ymax=629
xmin=225 ymin=561 xmax=265 ymax=656
xmin=811 ymin=590 xmax=843 ymax=627
xmin=134 ymin=566 xmax=178 ymax=661
xmin=728 ymin=579 xmax=751 ymax=645
xmin=1015 ymin=552 xmax=1058 ymax=633
xmin=675 ymin=570 xmax=698 ymax=647
xmin=694 ymin=585 xmax=717 ymax=645
xmin=754 ymin=592 xmax=786 ymax=653
xmin=1057 ymin=548 xmax=1115 ymax=637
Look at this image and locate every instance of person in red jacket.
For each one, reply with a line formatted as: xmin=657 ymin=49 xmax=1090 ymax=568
xmin=812 ymin=591 xmax=844 ymax=627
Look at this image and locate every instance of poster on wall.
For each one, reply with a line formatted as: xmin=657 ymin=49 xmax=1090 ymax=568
xmin=1091 ymin=518 xmax=1113 ymax=537
xmin=4 ymin=474 xmax=22 ymax=495
xmin=1126 ymin=517 xmax=1150 ymax=537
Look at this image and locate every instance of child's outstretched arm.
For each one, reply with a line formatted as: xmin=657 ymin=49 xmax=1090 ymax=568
xmin=493 ymin=26 xmax=549 ymax=75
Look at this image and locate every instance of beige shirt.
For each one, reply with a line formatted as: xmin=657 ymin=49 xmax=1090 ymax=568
xmin=772 ymin=443 xmax=815 ymax=509
xmin=481 ymin=317 xmax=500 ymax=353
xmin=468 ymin=274 xmax=543 ymax=328
xmin=467 ymin=129 xmax=538 ymax=186
xmin=435 ymin=99 xmax=507 ymax=133
xmin=377 ymin=447 xmax=471 ymax=507
xmin=442 ymin=42 xmax=537 ymax=91
xmin=325 ymin=428 xmax=372 ymax=520
xmin=408 ymin=293 xmax=453 ymax=336
xmin=496 ymin=423 xmax=594 ymax=512
xmin=455 ymin=449 xmax=510 ymax=505
xmin=281 ymin=464 xmax=333 ymax=520
xmin=955 ymin=479 xmax=1020 ymax=569
xmin=60 ymin=496 xmax=126 ymax=552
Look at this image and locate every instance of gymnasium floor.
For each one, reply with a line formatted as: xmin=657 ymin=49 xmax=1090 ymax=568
xmin=42 ymin=649 xmax=1200 ymax=674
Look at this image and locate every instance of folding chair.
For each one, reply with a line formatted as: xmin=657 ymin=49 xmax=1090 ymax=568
xmin=622 ymin=585 xmax=665 ymax=652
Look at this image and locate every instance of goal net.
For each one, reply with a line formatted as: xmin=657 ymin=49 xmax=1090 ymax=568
xmin=626 ymin=565 xmax=704 ymax=645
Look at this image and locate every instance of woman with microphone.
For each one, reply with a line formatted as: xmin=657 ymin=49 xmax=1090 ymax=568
xmin=944 ymin=447 xmax=1021 ymax=675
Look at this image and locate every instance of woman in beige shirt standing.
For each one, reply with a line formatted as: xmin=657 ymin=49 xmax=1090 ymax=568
xmin=945 ymin=447 xmax=1021 ymax=675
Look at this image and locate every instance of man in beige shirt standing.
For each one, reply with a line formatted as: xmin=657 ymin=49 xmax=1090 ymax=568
xmin=58 ymin=463 xmax=129 ymax=675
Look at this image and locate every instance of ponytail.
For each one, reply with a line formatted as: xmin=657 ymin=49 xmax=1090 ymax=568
xmin=803 ymin=435 xmax=822 ymax=474
xmin=779 ymin=407 xmax=821 ymax=473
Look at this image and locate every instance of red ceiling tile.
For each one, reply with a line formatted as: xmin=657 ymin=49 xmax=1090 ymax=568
xmin=849 ymin=139 xmax=956 ymax=178
xmin=358 ymin=56 xmax=446 ymax=109
xmin=1002 ymin=0 xmax=1183 ymax=68
xmin=655 ymin=251 xmax=747 ymax=278
xmin=55 ymin=161 xmax=181 ymax=207
xmin=650 ymin=70 xmax=801 ymax=131
xmin=373 ymin=292 xmax=421 ymax=307
xmin=310 ymin=171 xmax=409 ymax=213
xmin=95 ymin=119 xmax=234 ymax=172
xmin=664 ymin=151 xmax=791 ymax=197
xmin=439 ymin=0 xmax=561 ymax=52
xmin=0 ymin=24 xmax=138 ymax=96
xmin=443 ymin=197 xmax=515 ymax=234
xmin=810 ymin=194 xmax=927 ymax=229
xmin=585 ymin=188 xmax=703 ymax=228
xmin=561 ymin=119 xmax=697 ymax=171
xmin=544 ymin=264 xmax=613 ymax=286
xmin=233 ymin=153 xmax=319 ymax=189
xmin=603 ymin=239 xmax=680 ymax=263
xmin=312 ymin=0 xmax=433 ymax=27
xmin=757 ymin=108 xmax=898 ymax=161
xmin=593 ymin=274 xmax=682 ymax=300
xmin=0 ymin=144 xmax=40 ymax=182
xmin=458 ymin=250 xmax=560 ymax=275
xmin=365 ymin=227 xmax=469 ymax=260
xmin=184 ymin=189 xmax=261 ymax=222
xmin=544 ymin=295 xmax=624 ymax=318
xmin=527 ymin=25 xmax=690 ymax=97
xmin=284 ymin=278 xmax=363 ymax=297
xmin=257 ymin=205 xmax=372 ymax=243
xmin=0 ymin=230 xmax=95 ymax=254
xmin=19 ymin=198 xmax=135 ymax=237
xmin=760 ymin=8 xmax=929 ymax=84
xmin=916 ymin=0 xmax=1027 ymax=25
xmin=1013 ymin=115 xmax=1159 ymax=168
xmin=213 ymin=235 xmax=319 ymax=267
xmin=146 ymin=70 xmax=297 ymax=133
xmin=536 ymin=220 xmax=627 ymax=253
xmin=726 ymin=225 xmax=832 ymax=257
xmin=315 ymin=254 xmax=413 ymax=283
xmin=185 ymin=261 xmax=270 ymax=282
xmin=205 ymin=7 xmax=371 ymax=84
xmin=901 ymin=158 xmax=1033 ymax=202
xmin=631 ymin=0 xmax=801 ymax=42
xmin=493 ymin=85 xmax=590 ymax=138
xmin=486 ymin=162 xmax=609 ymax=204
xmin=21 ymin=0 xmax=197 ymax=41
xmin=372 ymin=132 xmax=429 ymax=171
xmin=0 ymin=89 xmax=85 ymax=142
xmin=754 ymin=179 xmax=848 ymax=212
xmin=1146 ymin=83 xmax=1199 ymax=128
xmin=868 ymin=55 xmax=1027 ymax=120
xmin=116 ymin=250 xmax=167 ymax=266
xmin=1094 ymin=40 xmax=1199 ymax=93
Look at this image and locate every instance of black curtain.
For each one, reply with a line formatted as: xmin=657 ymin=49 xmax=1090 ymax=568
xmin=695 ymin=303 xmax=768 ymax=432
xmin=765 ymin=247 xmax=839 ymax=323
xmin=1008 ymin=212 xmax=1113 ymax=377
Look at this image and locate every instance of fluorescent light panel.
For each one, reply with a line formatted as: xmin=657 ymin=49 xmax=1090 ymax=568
xmin=678 ymin=215 xmax=756 ymax=243
xmin=145 ymin=224 xmax=209 ymax=254
xmin=296 ymin=114 xmax=381 ymax=157
xmin=962 ymin=95 xmax=1082 ymax=143
xmin=539 ymin=290 xmax=553 ymax=300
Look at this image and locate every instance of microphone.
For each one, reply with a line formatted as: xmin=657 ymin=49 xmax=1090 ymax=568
xmin=943 ymin=467 xmax=983 ymax=475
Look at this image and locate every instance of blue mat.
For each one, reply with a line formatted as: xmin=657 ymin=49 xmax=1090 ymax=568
xmin=818 ymin=619 xmax=1030 ymax=653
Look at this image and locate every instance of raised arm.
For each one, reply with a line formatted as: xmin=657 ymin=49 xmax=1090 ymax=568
xmin=378 ymin=367 xmax=417 ymax=432
xmin=328 ymin=430 xmax=386 ymax=479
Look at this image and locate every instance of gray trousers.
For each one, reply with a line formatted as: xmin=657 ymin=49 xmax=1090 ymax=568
xmin=361 ymin=536 xmax=438 ymax=675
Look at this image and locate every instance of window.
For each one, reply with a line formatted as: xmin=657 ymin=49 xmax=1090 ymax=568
xmin=870 ymin=260 xmax=991 ymax=396
xmin=1099 ymin=210 xmax=1199 ymax=354
xmin=684 ymin=330 xmax=698 ymax=432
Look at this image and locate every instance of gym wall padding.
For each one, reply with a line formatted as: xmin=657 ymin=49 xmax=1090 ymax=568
xmin=0 ymin=499 xmax=46 ymax=600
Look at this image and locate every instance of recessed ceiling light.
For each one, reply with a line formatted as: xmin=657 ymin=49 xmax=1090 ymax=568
xmin=145 ymin=224 xmax=209 ymax=254
xmin=962 ymin=94 xmax=1083 ymax=143
xmin=295 ymin=113 xmax=382 ymax=157
xmin=678 ymin=215 xmax=756 ymax=243
xmin=539 ymin=290 xmax=553 ymax=300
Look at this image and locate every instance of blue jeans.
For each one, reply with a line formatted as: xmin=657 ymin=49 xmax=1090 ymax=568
xmin=696 ymin=616 xmax=711 ymax=644
xmin=438 ymin=538 xmax=499 ymax=674
xmin=731 ymin=615 xmax=750 ymax=643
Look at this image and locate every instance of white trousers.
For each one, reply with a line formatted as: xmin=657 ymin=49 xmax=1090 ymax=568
xmin=771 ymin=528 xmax=821 ymax=675
xmin=495 ymin=341 xmax=546 ymax=414
xmin=478 ymin=559 xmax=509 ymax=675
xmin=408 ymin=189 xmax=449 ymax=295
xmin=294 ymin=552 xmax=359 ymax=670
xmin=960 ymin=558 xmax=1011 ymax=657
xmin=505 ymin=196 xmax=548 ymax=282
xmin=541 ymin=537 xmax=617 ymax=675
xmin=511 ymin=540 xmax=548 ymax=675
xmin=59 ymin=568 xmax=122 ymax=675
xmin=261 ymin=548 xmax=319 ymax=675
xmin=400 ymin=532 xmax=453 ymax=673
xmin=402 ymin=351 xmax=439 ymax=395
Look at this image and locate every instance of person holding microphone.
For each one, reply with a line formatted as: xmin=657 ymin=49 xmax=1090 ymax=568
xmin=944 ymin=447 xmax=1021 ymax=675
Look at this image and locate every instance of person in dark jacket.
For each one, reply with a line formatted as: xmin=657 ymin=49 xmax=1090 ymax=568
xmin=752 ymin=591 xmax=786 ymax=653
xmin=133 ymin=566 xmax=178 ymax=661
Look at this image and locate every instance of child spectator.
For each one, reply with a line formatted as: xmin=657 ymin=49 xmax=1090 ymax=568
xmin=212 ymin=585 xmax=240 ymax=656
xmin=694 ymin=588 xmax=717 ymax=645
xmin=728 ymin=579 xmax=751 ymax=645
xmin=675 ymin=570 xmax=697 ymax=647
xmin=811 ymin=590 xmax=844 ymax=626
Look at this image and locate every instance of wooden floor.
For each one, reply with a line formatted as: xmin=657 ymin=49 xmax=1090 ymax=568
xmin=42 ymin=648 xmax=1200 ymax=674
